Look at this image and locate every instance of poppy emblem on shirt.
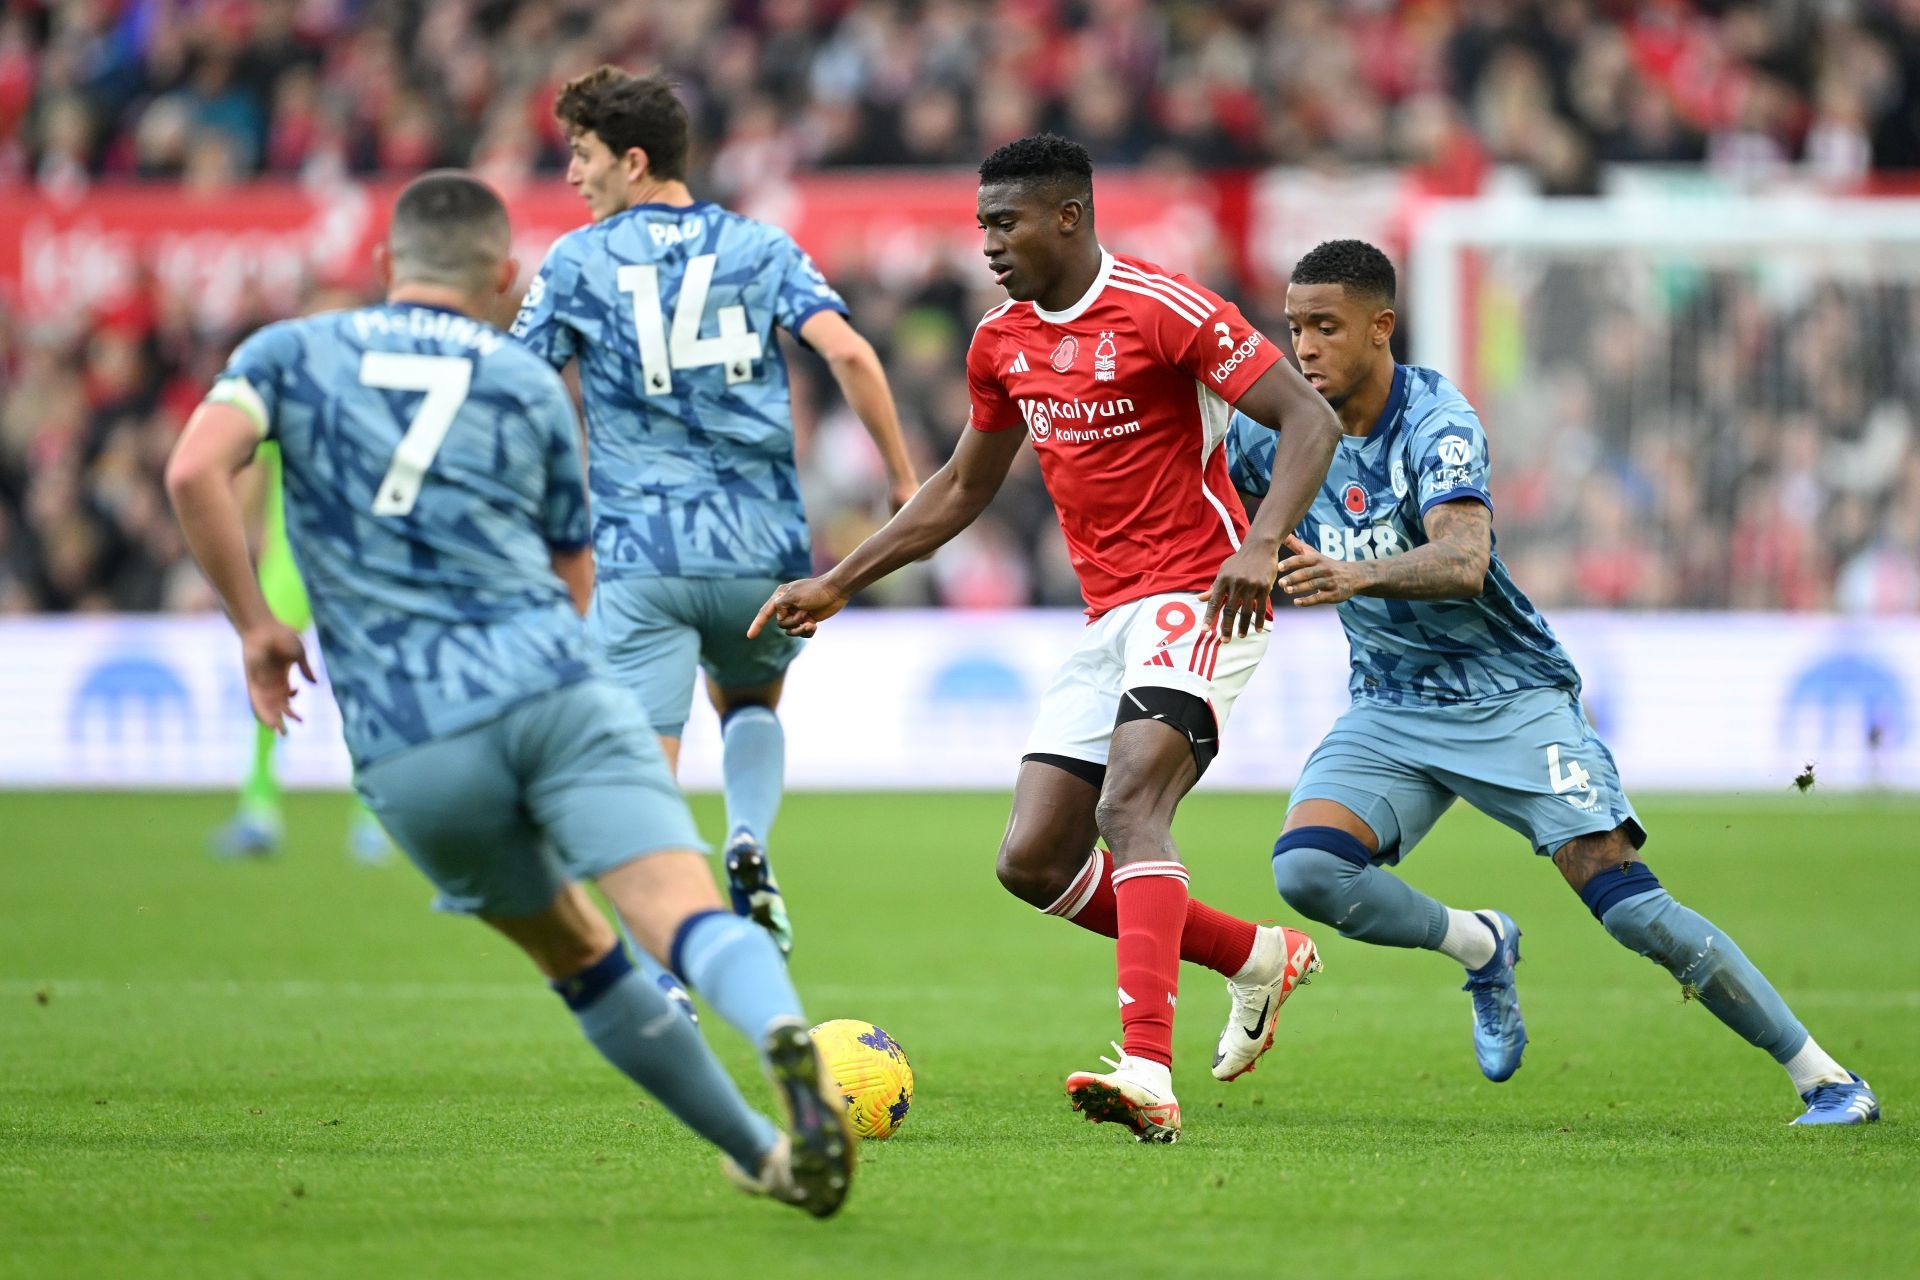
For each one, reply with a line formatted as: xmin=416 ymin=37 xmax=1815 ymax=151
xmin=1051 ymin=335 xmax=1079 ymax=373
xmin=1343 ymin=483 xmax=1369 ymax=517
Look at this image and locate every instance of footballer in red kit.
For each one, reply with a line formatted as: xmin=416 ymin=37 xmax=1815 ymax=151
xmin=967 ymin=248 xmax=1274 ymax=618
xmin=753 ymin=135 xmax=1342 ymax=1143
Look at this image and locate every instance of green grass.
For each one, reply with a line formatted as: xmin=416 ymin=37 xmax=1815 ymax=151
xmin=2 ymin=790 xmax=1916 ymax=1279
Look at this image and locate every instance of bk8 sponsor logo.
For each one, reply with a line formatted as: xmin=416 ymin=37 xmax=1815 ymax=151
xmin=1315 ymin=523 xmax=1408 ymax=561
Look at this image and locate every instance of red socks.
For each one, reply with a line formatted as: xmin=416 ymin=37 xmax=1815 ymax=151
xmin=1042 ymin=848 xmax=1258 ymax=978
xmin=1111 ymin=861 xmax=1189 ymax=1068
xmin=1182 ymin=897 xmax=1261 ymax=976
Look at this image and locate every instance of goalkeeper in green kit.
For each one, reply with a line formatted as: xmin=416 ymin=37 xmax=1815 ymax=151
xmin=212 ymin=443 xmax=394 ymax=864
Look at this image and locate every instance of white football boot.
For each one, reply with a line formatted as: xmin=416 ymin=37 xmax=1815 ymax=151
xmin=1065 ymin=1045 xmax=1182 ymax=1143
xmin=1212 ymin=924 xmax=1321 ymax=1082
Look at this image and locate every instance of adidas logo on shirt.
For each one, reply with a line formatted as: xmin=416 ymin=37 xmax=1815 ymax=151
xmin=1008 ymin=351 xmax=1030 ymax=375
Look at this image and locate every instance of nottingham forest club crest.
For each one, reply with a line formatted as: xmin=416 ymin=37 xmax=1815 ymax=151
xmin=1094 ymin=331 xmax=1117 ymax=381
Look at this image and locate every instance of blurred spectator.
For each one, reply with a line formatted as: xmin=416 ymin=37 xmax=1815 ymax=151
xmin=6 ymin=1 xmax=1920 ymax=617
xmin=14 ymin=1 xmax=1920 ymax=194
xmin=1485 ymin=259 xmax=1920 ymax=613
xmin=6 ymin=212 xmax=1920 ymax=615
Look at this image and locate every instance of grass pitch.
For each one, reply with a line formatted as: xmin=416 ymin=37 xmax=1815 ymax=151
xmin=3 ymin=790 xmax=1915 ymax=1279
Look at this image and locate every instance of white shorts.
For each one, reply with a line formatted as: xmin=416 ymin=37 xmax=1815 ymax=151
xmin=1023 ymin=592 xmax=1271 ymax=768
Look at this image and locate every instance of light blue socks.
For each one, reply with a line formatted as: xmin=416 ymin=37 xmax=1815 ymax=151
xmin=619 ymin=918 xmax=690 ymax=1008
xmin=721 ymin=706 xmax=785 ymax=842
xmin=1272 ymin=827 xmax=1448 ymax=949
xmin=671 ymin=909 xmax=805 ymax=1044
xmin=1581 ymin=863 xmax=1809 ymax=1061
xmin=552 ymin=945 xmax=776 ymax=1169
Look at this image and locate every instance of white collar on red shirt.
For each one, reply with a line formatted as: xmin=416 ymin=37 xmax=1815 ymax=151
xmin=1032 ymin=247 xmax=1114 ymax=325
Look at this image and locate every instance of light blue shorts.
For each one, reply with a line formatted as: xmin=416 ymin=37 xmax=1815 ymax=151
xmin=589 ymin=576 xmax=804 ymax=737
xmin=354 ymin=679 xmax=707 ymax=918
xmin=1288 ymin=686 xmax=1644 ymax=862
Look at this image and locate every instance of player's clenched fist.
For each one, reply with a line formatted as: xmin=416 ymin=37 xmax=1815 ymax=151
xmin=749 ymin=577 xmax=849 ymax=640
xmin=1277 ymin=533 xmax=1364 ymax=606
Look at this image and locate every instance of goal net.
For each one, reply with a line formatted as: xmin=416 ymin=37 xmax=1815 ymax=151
xmin=1409 ymin=197 xmax=1920 ymax=614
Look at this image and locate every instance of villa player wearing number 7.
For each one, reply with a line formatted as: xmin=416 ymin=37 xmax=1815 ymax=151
xmin=165 ymin=172 xmax=857 ymax=1212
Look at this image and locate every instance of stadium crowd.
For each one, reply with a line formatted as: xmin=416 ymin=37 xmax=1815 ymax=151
xmin=12 ymin=0 xmax=1920 ymax=190
xmin=4 ymin=0 xmax=1920 ymax=615
xmin=1485 ymin=262 xmax=1920 ymax=613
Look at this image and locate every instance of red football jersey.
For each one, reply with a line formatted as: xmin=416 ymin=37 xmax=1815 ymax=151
xmin=966 ymin=249 xmax=1282 ymax=617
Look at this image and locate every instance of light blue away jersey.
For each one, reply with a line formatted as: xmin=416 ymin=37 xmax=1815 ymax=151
xmin=208 ymin=304 xmax=596 ymax=768
xmin=510 ymin=200 xmax=848 ymax=581
xmin=1227 ymin=364 xmax=1580 ymax=705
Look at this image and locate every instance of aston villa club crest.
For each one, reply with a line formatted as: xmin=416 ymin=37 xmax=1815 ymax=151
xmin=1051 ymin=335 xmax=1079 ymax=373
xmin=1094 ymin=331 xmax=1117 ymax=381
xmin=1343 ymin=483 xmax=1369 ymax=517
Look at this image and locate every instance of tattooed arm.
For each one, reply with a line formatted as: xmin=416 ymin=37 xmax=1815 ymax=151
xmin=1277 ymin=499 xmax=1492 ymax=606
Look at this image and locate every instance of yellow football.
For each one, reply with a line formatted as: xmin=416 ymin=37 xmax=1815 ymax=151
xmin=809 ymin=1019 xmax=914 ymax=1140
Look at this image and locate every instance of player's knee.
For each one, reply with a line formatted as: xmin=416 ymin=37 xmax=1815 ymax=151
xmin=994 ymin=837 xmax=1074 ymax=908
xmin=718 ymin=699 xmax=777 ymax=726
xmin=527 ymin=930 xmax=617 ymax=983
xmin=1270 ymin=828 xmax=1372 ymax=923
xmin=1092 ymin=784 xmax=1164 ymax=851
xmin=1270 ymin=851 xmax=1344 ymax=922
xmin=1552 ymin=825 xmax=1641 ymax=894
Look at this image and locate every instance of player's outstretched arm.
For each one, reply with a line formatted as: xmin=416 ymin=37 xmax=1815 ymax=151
xmin=1278 ymin=498 xmax=1492 ymax=606
xmin=166 ymin=402 xmax=315 ymax=732
xmin=749 ymin=422 xmax=1025 ymax=639
xmin=1203 ymin=359 xmax=1341 ymax=635
xmin=799 ymin=310 xmax=920 ymax=511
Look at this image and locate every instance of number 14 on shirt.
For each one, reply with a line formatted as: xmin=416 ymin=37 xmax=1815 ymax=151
xmin=617 ymin=253 xmax=763 ymax=396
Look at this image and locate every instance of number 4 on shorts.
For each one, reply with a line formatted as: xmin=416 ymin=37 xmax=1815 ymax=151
xmin=1546 ymin=744 xmax=1591 ymax=794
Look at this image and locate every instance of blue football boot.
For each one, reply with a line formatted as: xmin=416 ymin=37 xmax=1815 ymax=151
xmin=1462 ymin=910 xmax=1527 ymax=1082
xmin=725 ymin=829 xmax=793 ymax=959
xmin=345 ymin=807 xmax=395 ymax=866
xmin=1791 ymin=1073 xmax=1879 ymax=1126
xmin=657 ymin=972 xmax=698 ymax=1025
xmin=615 ymin=921 xmax=698 ymax=1025
xmin=212 ymin=804 xmax=282 ymax=859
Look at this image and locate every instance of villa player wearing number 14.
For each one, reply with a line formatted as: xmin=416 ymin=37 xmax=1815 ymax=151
xmin=511 ymin=67 xmax=919 ymax=963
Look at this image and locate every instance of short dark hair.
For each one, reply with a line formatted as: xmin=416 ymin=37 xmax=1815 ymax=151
xmin=1289 ymin=239 xmax=1397 ymax=308
xmin=978 ymin=133 xmax=1094 ymax=205
xmin=554 ymin=66 xmax=689 ymax=181
xmin=388 ymin=170 xmax=510 ymax=291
